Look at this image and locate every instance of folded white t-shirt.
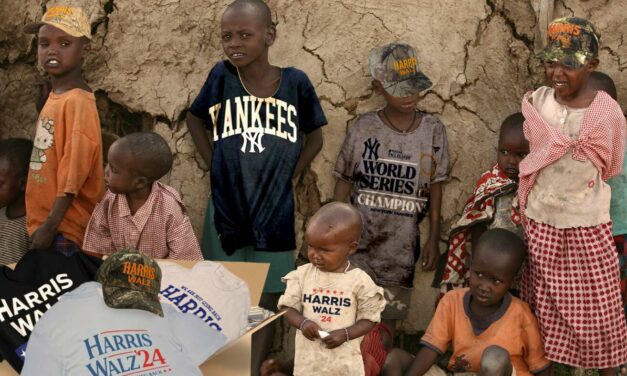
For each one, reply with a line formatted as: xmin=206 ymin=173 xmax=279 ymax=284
xmin=159 ymin=261 xmax=250 ymax=342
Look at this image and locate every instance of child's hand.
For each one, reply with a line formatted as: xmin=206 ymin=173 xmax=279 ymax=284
xmin=421 ymin=237 xmax=439 ymax=271
xmin=30 ymin=222 xmax=56 ymax=250
xmin=321 ymin=329 xmax=348 ymax=349
xmin=300 ymin=320 xmax=321 ymax=341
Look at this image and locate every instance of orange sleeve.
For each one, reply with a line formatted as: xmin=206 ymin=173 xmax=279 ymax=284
xmin=521 ymin=304 xmax=551 ymax=372
xmin=56 ymin=93 xmax=101 ymax=196
xmin=420 ymin=290 xmax=455 ymax=353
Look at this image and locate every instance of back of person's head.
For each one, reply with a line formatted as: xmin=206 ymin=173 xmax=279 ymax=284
xmin=0 ymin=138 xmax=34 ymax=177
xmin=588 ymin=71 xmax=617 ymax=100
xmin=224 ymin=0 xmax=273 ymax=27
xmin=117 ymin=132 xmax=173 ymax=182
xmin=473 ymin=228 xmax=526 ymax=278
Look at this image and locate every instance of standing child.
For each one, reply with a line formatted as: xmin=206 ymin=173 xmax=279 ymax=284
xmin=185 ymin=0 xmax=327 ymax=372
xmin=278 ymin=202 xmax=385 ymax=376
xmin=24 ymin=6 xmax=104 ymax=253
xmin=519 ymin=17 xmax=627 ymax=373
xmin=0 ymin=138 xmax=33 ymax=265
xmin=334 ymin=43 xmax=449 ymax=343
xmin=82 ymin=132 xmax=203 ymax=260
xmin=587 ymin=71 xmax=627 ymax=321
xmin=439 ymin=113 xmax=528 ymax=295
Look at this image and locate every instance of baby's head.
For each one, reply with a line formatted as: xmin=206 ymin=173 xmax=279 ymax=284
xmin=305 ymin=202 xmax=362 ymax=273
xmin=370 ymin=43 xmax=432 ymax=112
xmin=588 ymin=71 xmax=617 ymax=101
xmin=497 ymin=112 xmax=528 ymax=181
xmin=221 ymin=0 xmax=275 ymax=68
xmin=105 ymin=132 xmax=173 ymax=195
xmin=470 ymin=229 xmax=526 ymax=308
xmin=0 ymin=138 xmax=33 ymax=208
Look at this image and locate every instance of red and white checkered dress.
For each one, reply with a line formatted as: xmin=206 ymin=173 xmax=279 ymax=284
xmin=519 ymin=90 xmax=627 ymax=367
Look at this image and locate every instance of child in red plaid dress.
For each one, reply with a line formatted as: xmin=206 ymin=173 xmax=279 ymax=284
xmin=519 ymin=18 xmax=627 ymax=373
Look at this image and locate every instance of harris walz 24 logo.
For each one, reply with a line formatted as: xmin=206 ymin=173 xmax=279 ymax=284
xmin=82 ymin=330 xmax=171 ymax=375
xmin=207 ymin=95 xmax=299 ymax=154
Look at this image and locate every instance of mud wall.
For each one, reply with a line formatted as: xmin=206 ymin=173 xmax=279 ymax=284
xmin=1 ymin=0 xmax=626 ymax=334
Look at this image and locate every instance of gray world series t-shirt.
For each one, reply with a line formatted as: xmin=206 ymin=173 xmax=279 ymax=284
xmin=21 ymin=282 xmax=226 ymax=376
xmin=334 ymin=111 xmax=449 ymax=287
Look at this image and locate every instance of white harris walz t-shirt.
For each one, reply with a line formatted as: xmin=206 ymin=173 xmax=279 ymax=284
xmin=278 ymin=264 xmax=386 ymax=376
xmin=21 ymin=282 xmax=226 ymax=376
xmin=158 ymin=261 xmax=250 ymax=342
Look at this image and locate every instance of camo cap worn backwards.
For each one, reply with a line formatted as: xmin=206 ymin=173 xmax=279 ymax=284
xmin=96 ymin=249 xmax=163 ymax=317
xmin=370 ymin=43 xmax=433 ymax=97
xmin=538 ymin=17 xmax=599 ymax=69
xmin=24 ymin=5 xmax=91 ymax=39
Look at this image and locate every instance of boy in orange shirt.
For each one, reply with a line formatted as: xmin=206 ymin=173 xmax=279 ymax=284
xmin=24 ymin=6 xmax=104 ymax=252
xmin=406 ymin=229 xmax=551 ymax=376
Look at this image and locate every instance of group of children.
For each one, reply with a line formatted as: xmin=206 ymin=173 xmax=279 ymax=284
xmin=0 ymin=0 xmax=626 ymax=375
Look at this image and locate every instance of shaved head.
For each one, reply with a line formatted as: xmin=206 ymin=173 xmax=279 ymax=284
xmin=474 ymin=229 xmax=526 ymax=277
xmin=307 ymin=202 xmax=363 ymax=243
xmin=224 ymin=0 xmax=273 ymax=27
xmin=499 ymin=112 xmax=525 ymax=143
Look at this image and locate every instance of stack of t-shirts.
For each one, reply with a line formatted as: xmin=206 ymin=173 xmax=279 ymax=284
xmin=21 ymin=282 xmax=226 ymax=375
xmin=0 ymin=250 xmax=101 ymax=372
xmin=159 ymin=261 xmax=250 ymax=342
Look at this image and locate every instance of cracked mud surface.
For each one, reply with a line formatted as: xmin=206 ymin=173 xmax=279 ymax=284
xmin=1 ymin=0 xmax=626 ymax=332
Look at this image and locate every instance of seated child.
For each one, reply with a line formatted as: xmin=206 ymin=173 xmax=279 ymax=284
xmin=588 ymin=71 xmax=627 ymax=321
xmin=278 ymin=202 xmax=386 ymax=376
xmin=82 ymin=132 xmax=203 ymax=260
xmin=0 ymin=138 xmax=33 ymax=265
xmin=438 ymin=113 xmax=529 ymax=295
xmin=407 ymin=229 xmax=551 ymax=376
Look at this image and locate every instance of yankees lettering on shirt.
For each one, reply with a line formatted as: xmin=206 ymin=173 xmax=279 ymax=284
xmin=0 ymin=274 xmax=73 ymax=336
xmin=160 ymin=285 xmax=222 ymax=331
xmin=83 ymin=330 xmax=171 ymax=376
xmin=303 ymin=289 xmax=352 ymax=316
xmin=208 ymin=96 xmax=298 ymax=153
xmin=357 ymin=138 xmax=428 ymax=215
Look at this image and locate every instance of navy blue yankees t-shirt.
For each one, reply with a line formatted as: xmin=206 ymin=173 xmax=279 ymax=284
xmin=189 ymin=61 xmax=327 ymax=253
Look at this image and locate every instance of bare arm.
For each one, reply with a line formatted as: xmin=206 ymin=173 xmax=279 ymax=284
xmin=31 ymin=194 xmax=74 ymax=250
xmin=185 ymin=111 xmax=213 ymax=169
xmin=405 ymin=346 xmax=439 ymax=376
xmin=422 ymin=182 xmax=442 ymax=271
xmin=333 ymin=178 xmax=352 ymax=202
xmin=281 ymin=307 xmax=320 ymax=341
xmin=293 ymin=128 xmax=323 ymax=179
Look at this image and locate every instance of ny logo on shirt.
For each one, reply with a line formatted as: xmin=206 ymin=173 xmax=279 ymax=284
xmin=362 ymin=138 xmax=380 ymax=160
xmin=241 ymin=129 xmax=265 ymax=153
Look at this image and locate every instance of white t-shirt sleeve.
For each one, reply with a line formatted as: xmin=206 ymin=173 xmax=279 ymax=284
xmin=21 ymin=329 xmax=64 ymax=375
xmin=170 ymin=308 xmax=227 ymax=365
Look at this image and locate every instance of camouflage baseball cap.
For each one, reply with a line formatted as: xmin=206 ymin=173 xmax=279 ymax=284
xmin=24 ymin=5 xmax=92 ymax=39
xmin=96 ymin=249 xmax=163 ymax=317
xmin=538 ymin=17 xmax=599 ymax=69
xmin=370 ymin=43 xmax=433 ymax=97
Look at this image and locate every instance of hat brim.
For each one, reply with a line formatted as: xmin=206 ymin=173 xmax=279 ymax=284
xmin=102 ymin=285 xmax=164 ymax=317
xmin=536 ymin=47 xmax=587 ymax=69
xmin=23 ymin=21 xmax=90 ymax=39
xmin=382 ymin=71 xmax=433 ymax=97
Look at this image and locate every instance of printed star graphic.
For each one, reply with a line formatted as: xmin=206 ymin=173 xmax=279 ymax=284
xmin=326 ymin=290 xmax=330 ymax=293
xmin=312 ymin=288 xmax=317 ymax=293
xmin=333 ymin=290 xmax=337 ymax=294
xmin=20 ymin=350 xmax=26 ymax=359
xmin=340 ymin=291 xmax=344 ymax=295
